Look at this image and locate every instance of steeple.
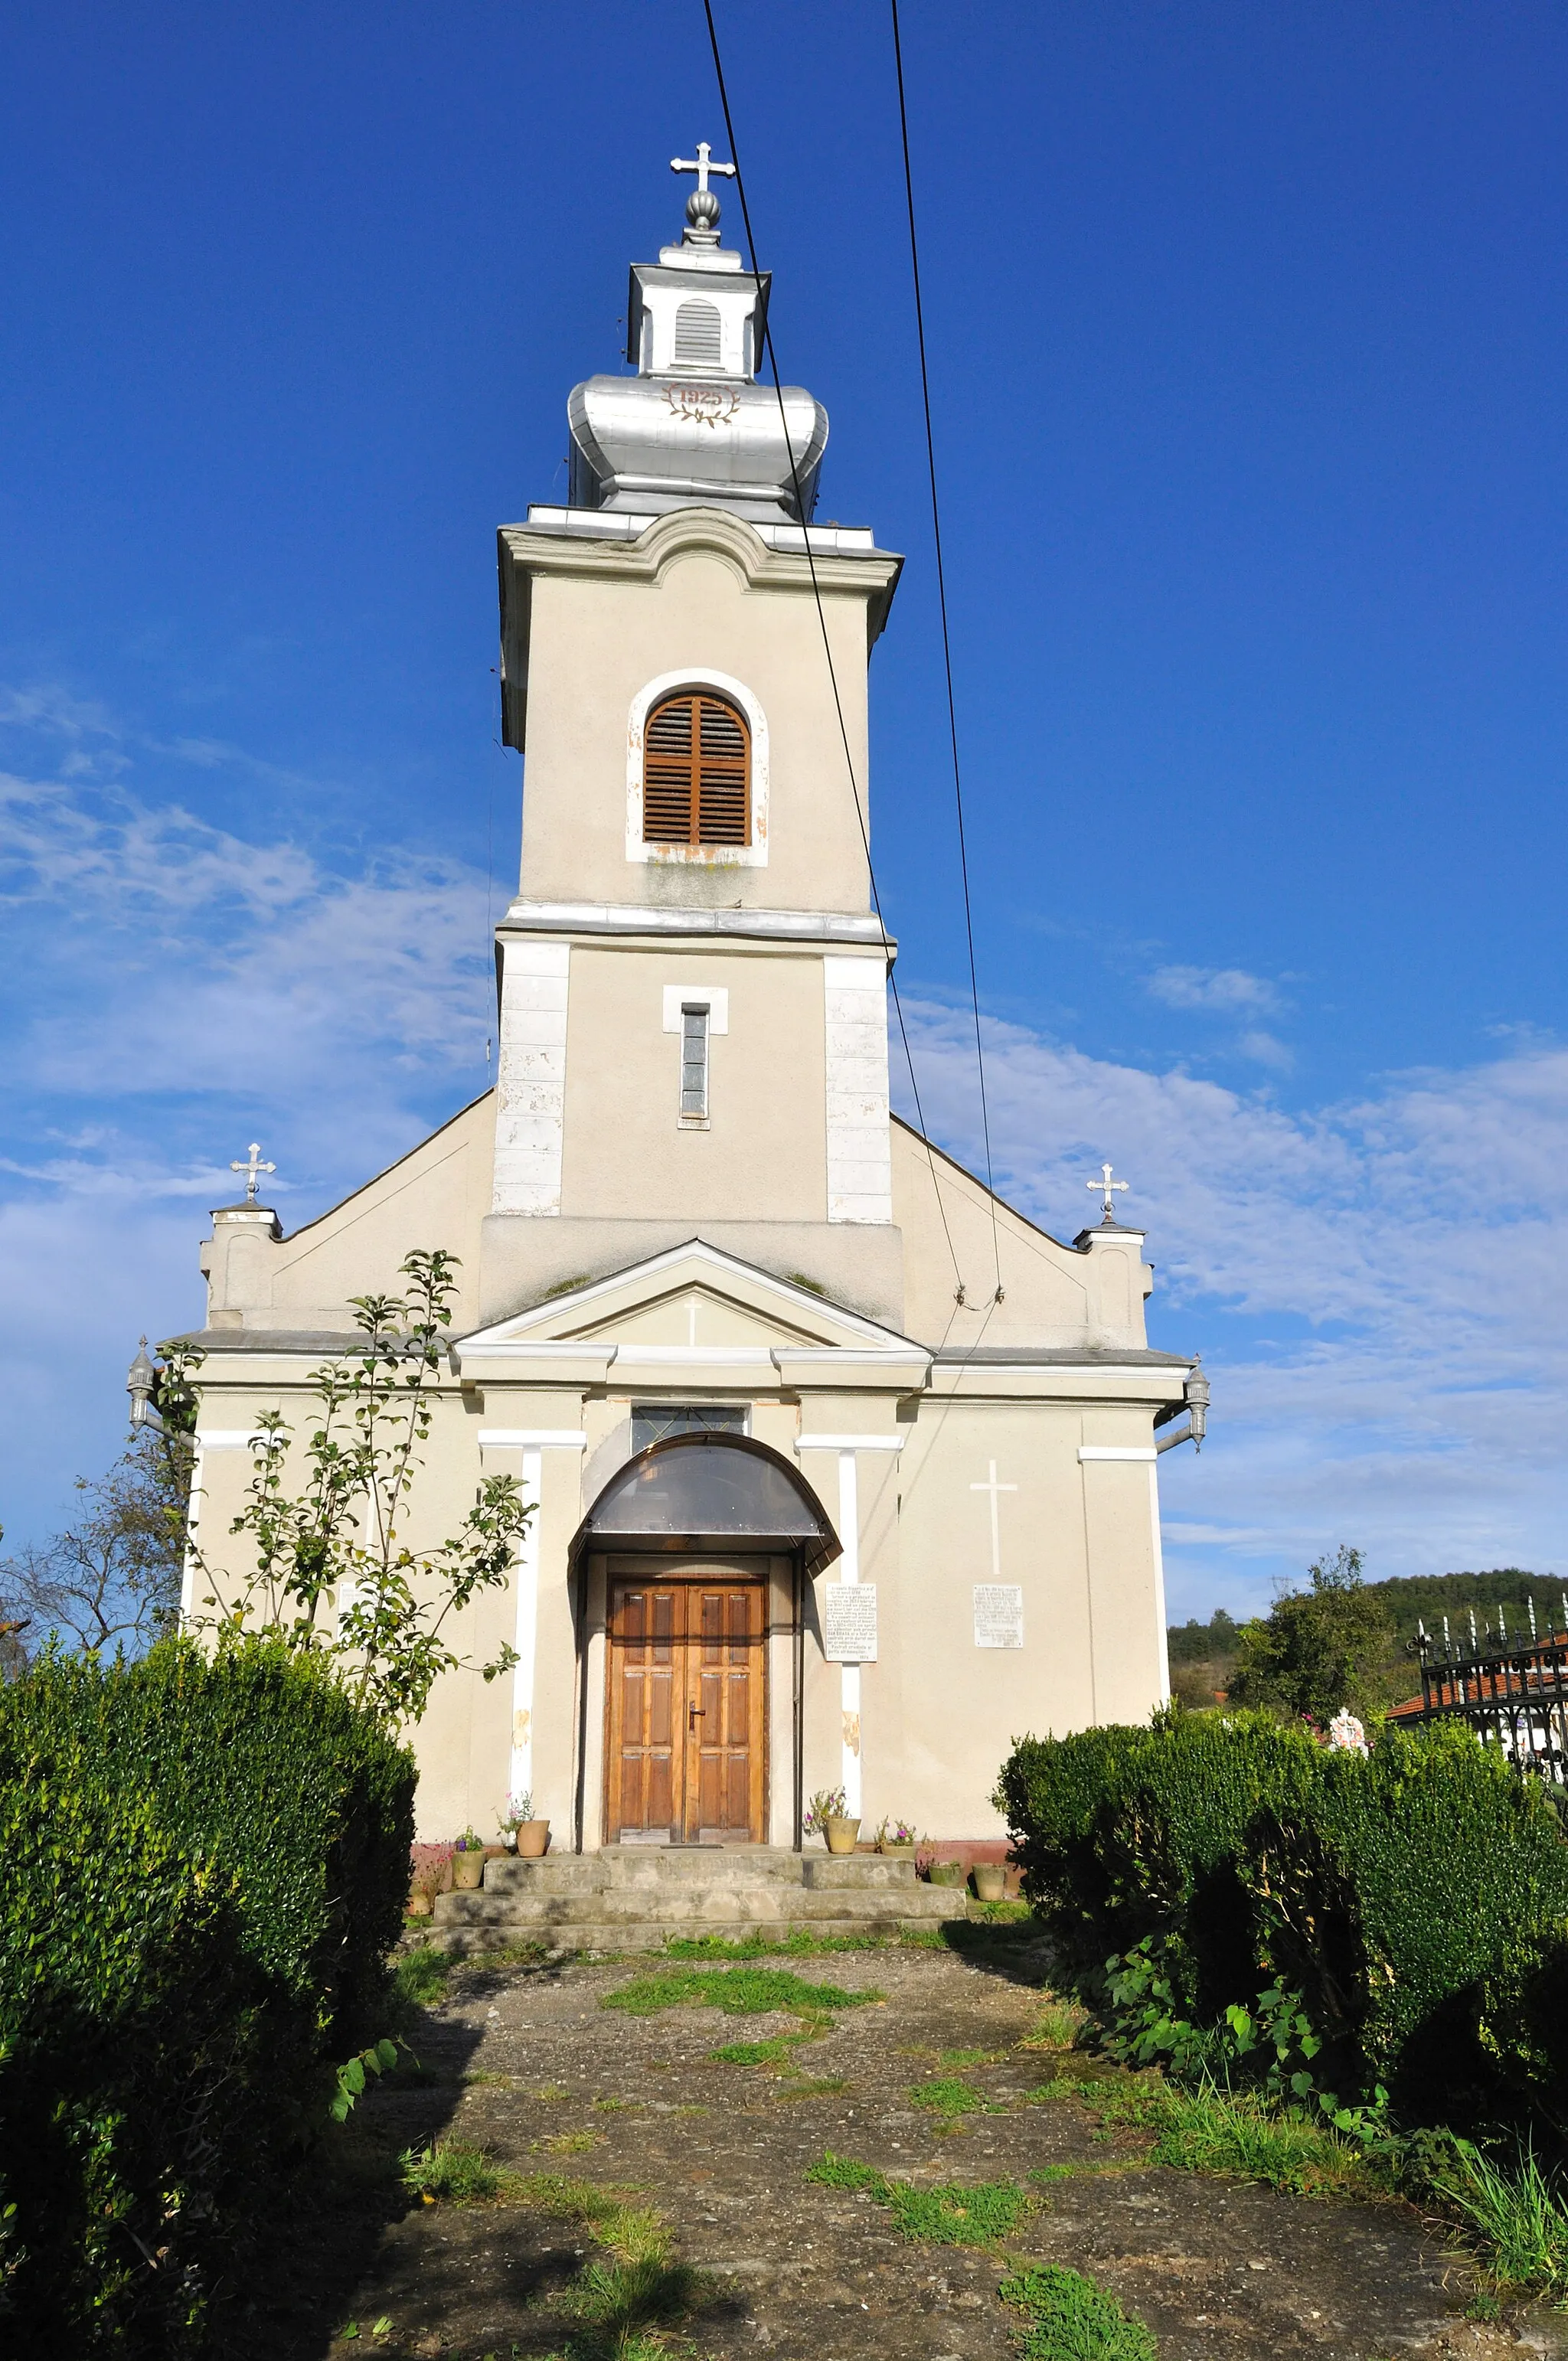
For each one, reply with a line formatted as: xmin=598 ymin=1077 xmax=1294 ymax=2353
xmin=566 ymin=145 xmax=828 ymax=524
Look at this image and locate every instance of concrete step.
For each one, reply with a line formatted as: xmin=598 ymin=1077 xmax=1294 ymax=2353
xmin=436 ymin=1882 xmax=952 ymax=1930
xmin=430 ymin=1912 xmax=963 ymax=1959
xmin=482 ymin=1848 xmax=926 ymax=1898
xmin=428 ymin=1843 xmax=957 ymax=1954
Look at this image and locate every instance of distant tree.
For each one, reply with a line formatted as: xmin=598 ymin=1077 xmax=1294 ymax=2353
xmin=1227 ymin=1544 xmax=1400 ymax=1722
xmin=0 ymin=1423 xmax=196 ymax=1662
xmin=1167 ymin=1608 xmax=1242 ymax=1666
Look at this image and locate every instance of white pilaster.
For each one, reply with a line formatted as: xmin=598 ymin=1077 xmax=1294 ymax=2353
xmin=837 ymin=1446 xmax=861 ymax=1817
xmin=823 ymin=955 xmax=893 ymax=1224
xmin=1148 ymin=1461 xmax=1171 ymax=1706
xmin=492 ymin=939 xmax=570 ymax=1213
xmin=511 ymin=1448 xmax=542 ymax=1803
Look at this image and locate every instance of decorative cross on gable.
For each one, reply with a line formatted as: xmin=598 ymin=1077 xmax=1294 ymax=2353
xmin=670 ymin=142 xmax=736 ymax=197
xmin=1087 ymin=1162 xmax=1129 ymax=1220
xmin=230 ymin=1142 xmax=276 ymax=1203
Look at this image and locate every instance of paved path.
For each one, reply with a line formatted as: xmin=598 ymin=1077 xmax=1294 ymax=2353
xmin=243 ymin=1941 xmax=1562 ymax=2360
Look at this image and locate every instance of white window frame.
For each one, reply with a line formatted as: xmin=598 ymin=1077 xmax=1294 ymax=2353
xmin=626 ymin=668 xmax=769 ymax=868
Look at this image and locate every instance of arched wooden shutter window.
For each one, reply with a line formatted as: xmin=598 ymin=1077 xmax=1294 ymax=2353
xmin=642 ymin=692 xmax=751 ymax=847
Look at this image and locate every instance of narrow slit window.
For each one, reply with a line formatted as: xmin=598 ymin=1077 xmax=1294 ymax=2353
xmin=680 ymin=1003 xmax=710 ymax=1122
xmin=642 ymin=691 xmax=750 ymax=847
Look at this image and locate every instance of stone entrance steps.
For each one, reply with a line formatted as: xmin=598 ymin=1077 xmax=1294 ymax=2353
xmin=430 ymin=1844 xmax=955 ymax=1956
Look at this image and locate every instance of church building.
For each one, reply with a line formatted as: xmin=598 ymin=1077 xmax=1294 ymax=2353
xmin=175 ymin=162 xmax=1206 ymax=1850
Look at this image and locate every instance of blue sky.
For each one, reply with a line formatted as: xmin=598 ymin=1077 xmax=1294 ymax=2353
xmin=3 ymin=2 xmax=1567 ymax=1616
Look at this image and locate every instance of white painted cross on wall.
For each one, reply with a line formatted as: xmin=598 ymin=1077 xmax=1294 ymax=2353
xmin=971 ymin=1460 xmax=1018 ymax=1582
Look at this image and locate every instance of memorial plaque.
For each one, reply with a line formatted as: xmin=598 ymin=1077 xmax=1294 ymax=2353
xmin=974 ymin=1583 xmax=1024 ymax=1649
xmin=823 ymin=1583 xmax=878 ymax=1662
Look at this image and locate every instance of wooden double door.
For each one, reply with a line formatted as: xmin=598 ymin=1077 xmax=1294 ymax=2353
xmin=606 ymin=1563 xmax=767 ymax=1844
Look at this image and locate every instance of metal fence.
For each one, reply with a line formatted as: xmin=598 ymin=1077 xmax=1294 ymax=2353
xmin=1402 ymin=1602 xmax=1568 ymax=1772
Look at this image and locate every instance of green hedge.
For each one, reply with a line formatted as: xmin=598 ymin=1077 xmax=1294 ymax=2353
xmin=997 ymin=1710 xmax=1568 ymax=2124
xmin=0 ymin=1638 xmax=415 ymax=2352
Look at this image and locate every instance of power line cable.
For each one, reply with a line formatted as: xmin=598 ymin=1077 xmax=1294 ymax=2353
xmin=701 ymin=0 xmax=969 ymax=1299
xmin=889 ymin=0 xmax=1001 ymax=1300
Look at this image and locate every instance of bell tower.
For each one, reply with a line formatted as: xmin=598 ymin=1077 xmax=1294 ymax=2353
xmin=482 ymin=155 xmax=905 ymax=1327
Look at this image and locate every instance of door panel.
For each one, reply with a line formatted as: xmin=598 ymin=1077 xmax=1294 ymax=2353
xmin=607 ymin=1569 xmax=766 ymax=1845
xmin=611 ymin=1584 xmax=681 ymax=1841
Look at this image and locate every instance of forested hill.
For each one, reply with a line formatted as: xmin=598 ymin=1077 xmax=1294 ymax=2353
xmin=1168 ymin=1568 xmax=1566 ymax=1666
xmin=1359 ymin=1569 xmax=1567 ymax=1645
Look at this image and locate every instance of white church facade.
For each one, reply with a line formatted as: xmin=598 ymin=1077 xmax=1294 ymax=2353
xmin=175 ymin=165 xmax=1205 ymax=1849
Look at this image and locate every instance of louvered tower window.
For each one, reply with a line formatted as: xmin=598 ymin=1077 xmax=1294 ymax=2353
xmin=642 ymin=692 xmax=751 ymax=847
xmin=673 ymin=298 xmax=723 ymax=367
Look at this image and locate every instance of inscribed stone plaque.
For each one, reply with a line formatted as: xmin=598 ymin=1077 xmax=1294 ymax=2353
xmin=823 ymin=1583 xmax=878 ymax=1662
xmin=974 ymin=1584 xmax=1024 ymax=1649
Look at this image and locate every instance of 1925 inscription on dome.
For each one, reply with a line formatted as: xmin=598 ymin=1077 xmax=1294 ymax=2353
xmin=665 ymin=384 xmax=740 ymax=429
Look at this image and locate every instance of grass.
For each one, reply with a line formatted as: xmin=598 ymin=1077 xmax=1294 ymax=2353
xmin=909 ymin=2076 xmax=995 ymax=2115
xmin=998 ymin=2263 xmax=1158 ymax=2360
xmin=769 ymin=2075 xmax=848 ymax=2099
xmin=534 ymin=2131 xmax=604 ymax=2157
xmin=805 ymin=2151 xmax=1033 ymax=2246
xmin=662 ymin=1928 xmax=893 ymax=1959
xmin=1021 ymin=1998 xmax=1088 ymax=2051
xmin=601 ymin=1964 xmax=880 ymax=2019
xmin=401 ymin=2141 xmax=515 ymax=2204
xmin=709 ymin=2034 xmax=814 ymax=2065
xmin=391 ymin=1944 xmax=451 ymax=2010
xmin=1428 ymin=2137 xmax=1568 ymax=2294
xmin=1088 ymin=2078 xmax=1384 ymax=2201
xmin=941 ymin=2046 xmax=1002 ymax=2068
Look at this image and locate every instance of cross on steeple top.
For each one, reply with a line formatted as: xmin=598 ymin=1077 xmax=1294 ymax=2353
xmin=230 ymin=1141 xmax=276 ymax=1203
xmin=671 ymin=141 xmax=736 ymax=198
xmin=1087 ymin=1162 xmax=1130 ymax=1221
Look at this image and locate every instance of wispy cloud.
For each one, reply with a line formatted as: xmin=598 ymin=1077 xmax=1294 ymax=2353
xmin=1148 ymin=963 xmax=1284 ymax=1015
xmin=899 ymin=1000 xmax=1568 ymax=1608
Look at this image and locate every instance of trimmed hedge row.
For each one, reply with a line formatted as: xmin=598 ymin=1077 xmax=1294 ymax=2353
xmin=996 ymin=1710 xmax=1568 ymax=2124
xmin=0 ymin=1638 xmax=415 ymax=2352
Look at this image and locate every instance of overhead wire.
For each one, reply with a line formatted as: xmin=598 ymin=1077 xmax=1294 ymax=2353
xmin=700 ymin=0 xmax=972 ymax=1301
xmin=889 ymin=0 xmax=1001 ymax=1301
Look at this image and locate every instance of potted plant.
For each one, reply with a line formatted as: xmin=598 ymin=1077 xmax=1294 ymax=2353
xmin=925 ymin=1858 xmax=966 ymax=1889
xmin=804 ymin=1787 xmax=859 ymax=1856
xmin=406 ymin=1860 xmax=443 ymax=1919
xmin=498 ymin=1790 xmax=550 ymax=1858
xmin=972 ymin=1861 xmax=1008 ymax=1902
xmin=451 ymin=1828 xmax=486 ymax=1890
xmin=874 ymin=1817 xmax=918 ymax=1855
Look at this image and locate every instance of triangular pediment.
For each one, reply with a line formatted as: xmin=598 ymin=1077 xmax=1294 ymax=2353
xmin=459 ymin=1239 xmax=920 ymax=1357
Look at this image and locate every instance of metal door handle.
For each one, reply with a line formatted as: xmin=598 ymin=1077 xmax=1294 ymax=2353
xmin=688 ymin=1704 xmax=705 ymax=1729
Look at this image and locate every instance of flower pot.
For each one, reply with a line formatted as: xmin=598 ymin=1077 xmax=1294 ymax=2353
xmin=823 ymin=1815 xmax=861 ymax=1856
xmin=452 ymin=1849 xmax=485 ymax=1891
xmin=406 ymin=1890 xmax=434 ymax=1918
xmin=878 ymin=1840 xmax=916 ymax=1856
xmin=972 ymin=1863 xmax=1007 ymax=1902
xmin=515 ymin=1819 xmax=550 ymax=1858
xmin=926 ymin=1860 xmax=965 ymax=1889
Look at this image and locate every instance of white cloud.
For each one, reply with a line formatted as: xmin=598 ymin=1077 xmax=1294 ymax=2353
xmin=1148 ymin=963 xmax=1284 ymax=1015
xmin=900 ymin=1001 xmax=1568 ymax=1609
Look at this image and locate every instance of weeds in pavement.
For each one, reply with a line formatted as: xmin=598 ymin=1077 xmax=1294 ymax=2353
xmin=1086 ymin=2078 xmax=1385 ymax=2200
xmin=401 ymin=2141 xmax=515 ymax=2204
xmin=805 ymin=2151 xmax=1032 ymax=2245
xmin=534 ymin=2132 xmax=603 ymax=2157
xmin=998 ymin=2262 xmax=1158 ymax=2359
xmin=710 ymin=2033 xmax=815 ymax=2065
xmin=769 ymin=2076 xmax=848 ymax=2099
xmin=1428 ymin=2138 xmax=1568 ymax=2294
xmin=392 ymin=1945 xmax=451 ymax=2010
xmin=909 ymin=2076 xmax=996 ymax=2115
xmin=942 ymin=2046 xmax=1003 ymax=2068
xmin=602 ymin=1965 xmax=880 ymax=2018
xmin=1021 ymin=1999 xmax=1087 ymax=2051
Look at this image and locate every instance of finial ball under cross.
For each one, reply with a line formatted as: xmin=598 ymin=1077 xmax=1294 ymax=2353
xmin=231 ymin=1142 xmax=276 ymax=1203
xmin=1087 ymin=1161 xmax=1130 ymax=1220
xmin=671 ymin=141 xmax=736 ymax=197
